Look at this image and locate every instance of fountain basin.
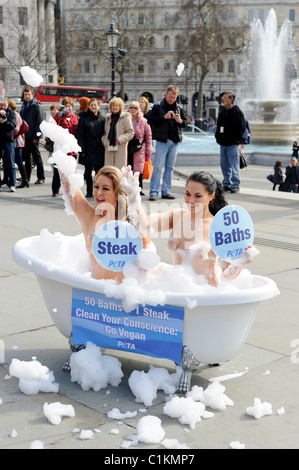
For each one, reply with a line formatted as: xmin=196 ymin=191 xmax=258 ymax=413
xmin=249 ymin=122 xmax=299 ymax=146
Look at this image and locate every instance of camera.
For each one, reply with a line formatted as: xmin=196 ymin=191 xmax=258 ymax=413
xmin=59 ymin=105 xmax=64 ymax=112
xmin=0 ymin=113 xmax=6 ymax=121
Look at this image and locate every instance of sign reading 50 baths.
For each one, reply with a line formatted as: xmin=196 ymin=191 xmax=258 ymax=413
xmin=209 ymin=205 xmax=254 ymax=261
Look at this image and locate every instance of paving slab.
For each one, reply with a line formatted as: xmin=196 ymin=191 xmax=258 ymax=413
xmin=1 ymin=156 xmax=299 ymax=450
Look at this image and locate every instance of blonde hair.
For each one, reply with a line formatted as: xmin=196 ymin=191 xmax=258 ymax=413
xmin=128 ymin=101 xmax=141 ymax=113
xmin=94 ymin=166 xmax=128 ymax=221
xmin=108 ymin=97 xmax=124 ymax=113
xmin=139 ymin=96 xmax=149 ymax=115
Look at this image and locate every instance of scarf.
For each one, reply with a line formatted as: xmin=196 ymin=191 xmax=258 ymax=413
xmin=108 ymin=111 xmax=121 ymax=146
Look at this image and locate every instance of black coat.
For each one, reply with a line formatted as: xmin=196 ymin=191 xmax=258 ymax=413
xmin=284 ymin=164 xmax=299 ymax=190
xmin=0 ymin=106 xmax=16 ymax=143
xmin=215 ymin=105 xmax=246 ymax=146
xmin=20 ymin=99 xmax=43 ymax=140
xmin=147 ymin=98 xmax=187 ymax=143
xmin=76 ymin=109 xmax=105 ymax=167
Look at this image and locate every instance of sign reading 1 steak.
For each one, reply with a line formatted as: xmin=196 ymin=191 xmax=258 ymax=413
xmin=209 ymin=205 xmax=254 ymax=261
xmin=92 ymin=220 xmax=143 ymax=271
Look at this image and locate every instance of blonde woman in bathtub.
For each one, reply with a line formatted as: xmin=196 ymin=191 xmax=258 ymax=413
xmin=62 ymin=165 xmax=149 ymax=283
xmin=123 ymin=168 xmax=257 ymax=287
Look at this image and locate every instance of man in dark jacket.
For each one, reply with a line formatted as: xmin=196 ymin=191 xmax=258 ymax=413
xmin=147 ymin=85 xmax=187 ymax=200
xmin=215 ymin=91 xmax=246 ymax=193
xmin=0 ymin=97 xmax=17 ymax=191
xmin=20 ymin=85 xmax=45 ymax=184
xmin=284 ymin=158 xmax=299 ymax=193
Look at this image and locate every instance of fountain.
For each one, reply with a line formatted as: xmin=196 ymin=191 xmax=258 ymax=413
xmin=245 ymin=9 xmax=299 ymax=146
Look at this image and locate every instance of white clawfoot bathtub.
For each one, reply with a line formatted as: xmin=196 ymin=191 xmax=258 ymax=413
xmin=12 ymin=236 xmax=279 ymax=370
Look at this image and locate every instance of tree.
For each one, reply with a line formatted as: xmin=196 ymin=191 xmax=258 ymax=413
xmin=65 ymin=0 xmax=158 ymax=99
xmin=2 ymin=3 xmax=57 ymax=80
xmin=177 ymin=0 xmax=247 ymax=117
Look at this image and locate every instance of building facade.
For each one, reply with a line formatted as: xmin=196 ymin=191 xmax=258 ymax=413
xmin=58 ymin=0 xmax=299 ymax=116
xmin=0 ymin=0 xmax=58 ymax=98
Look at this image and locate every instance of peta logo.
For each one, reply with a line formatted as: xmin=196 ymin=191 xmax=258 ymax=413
xmin=0 ymin=340 xmax=4 ymax=364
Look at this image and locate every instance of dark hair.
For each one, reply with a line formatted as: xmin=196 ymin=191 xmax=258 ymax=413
xmin=274 ymin=160 xmax=282 ymax=168
xmin=23 ymin=85 xmax=34 ymax=95
xmin=186 ymin=171 xmax=228 ymax=215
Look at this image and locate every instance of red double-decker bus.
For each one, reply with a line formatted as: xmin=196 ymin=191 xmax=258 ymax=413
xmin=35 ymin=85 xmax=109 ymax=103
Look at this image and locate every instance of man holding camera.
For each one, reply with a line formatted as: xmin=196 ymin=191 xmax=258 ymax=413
xmin=0 ymin=97 xmax=17 ymax=192
xmin=20 ymin=85 xmax=45 ymax=185
xmin=147 ymin=85 xmax=187 ymax=201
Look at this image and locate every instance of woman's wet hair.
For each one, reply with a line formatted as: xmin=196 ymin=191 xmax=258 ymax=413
xmin=186 ymin=171 xmax=228 ymax=215
xmin=94 ymin=166 xmax=128 ymax=221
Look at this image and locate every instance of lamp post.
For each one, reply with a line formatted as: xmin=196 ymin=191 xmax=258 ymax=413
xmin=106 ymin=23 xmax=120 ymax=98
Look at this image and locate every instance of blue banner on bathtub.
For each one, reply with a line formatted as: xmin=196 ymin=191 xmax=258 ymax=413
xmin=71 ymin=288 xmax=184 ymax=364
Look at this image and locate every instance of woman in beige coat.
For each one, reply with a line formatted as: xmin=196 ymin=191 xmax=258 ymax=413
xmin=102 ymin=97 xmax=134 ymax=169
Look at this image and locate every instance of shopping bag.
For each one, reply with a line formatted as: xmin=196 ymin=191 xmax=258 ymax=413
xmin=266 ymin=174 xmax=274 ymax=182
xmin=15 ymin=119 xmax=29 ymax=138
xmin=143 ymin=160 xmax=153 ymax=179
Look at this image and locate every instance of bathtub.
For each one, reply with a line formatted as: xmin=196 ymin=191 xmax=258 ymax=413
xmin=12 ymin=236 xmax=279 ymax=391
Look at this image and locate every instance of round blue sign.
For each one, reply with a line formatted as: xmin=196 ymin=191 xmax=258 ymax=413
xmin=209 ymin=205 xmax=254 ymax=261
xmin=92 ymin=220 xmax=143 ymax=271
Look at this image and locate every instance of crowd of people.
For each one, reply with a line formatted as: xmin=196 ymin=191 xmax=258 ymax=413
xmin=1 ymin=84 xmax=299 ymax=197
xmin=0 ymin=84 xmax=188 ymax=200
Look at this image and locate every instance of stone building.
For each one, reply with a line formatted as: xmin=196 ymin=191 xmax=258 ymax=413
xmin=0 ymin=0 xmax=58 ymax=98
xmin=58 ymin=0 xmax=299 ymax=117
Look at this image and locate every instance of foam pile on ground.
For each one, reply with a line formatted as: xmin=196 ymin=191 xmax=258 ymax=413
xmin=187 ymin=381 xmax=234 ymax=410
xmin=43 ymin=402 xmax=75 ymax=425
xmin=30 ymin=440 xmax=44 ymax=449
xmin=70 ymin=342 xmax=123 ymax=392
xmin=128 ymin=365 xmax=182 ymax=406
xmin=107 ymin=408 xmax=137 ymax=419
xmin=230 ymin=440 xmax=245 ymax=449
xmin=246 ymin=397 xmax=273 ymax=419
xmin=9 ymin=358 xmax=59 ymax=395
xmin=124 ymin=415 xmax=165 ymax=446
xmin=163 ymin=396 xmax=214 ymax=430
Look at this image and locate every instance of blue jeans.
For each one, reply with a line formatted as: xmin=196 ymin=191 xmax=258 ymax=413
xmin=0 ymin=142 xmax=16 ymax=188
xmin=220 ymin=144 xmax=240 ymax=189
xmin=150 ymin=139 xmax=178 ymax=196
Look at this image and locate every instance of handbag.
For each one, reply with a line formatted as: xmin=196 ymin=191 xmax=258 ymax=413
xmin=239 ymin=151 xmax=247 ymax=169
xmin=143 ymin=160 xmax=153 ymax=180
xmin=128 ymin=136 xmax=144 ymax=155
xmin=44 ymin=137 xmax=54 ymax=153
xmin=266 ymin=174 xmax=274 ymax=182
xmin=15 ymin=119 xmax=29 ymax=138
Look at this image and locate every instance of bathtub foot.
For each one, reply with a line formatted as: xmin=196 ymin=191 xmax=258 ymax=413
xmin=176 ymin=346 xmax=200 ymax=394
xmin=63 ymin=338 xmax=86 ymax=373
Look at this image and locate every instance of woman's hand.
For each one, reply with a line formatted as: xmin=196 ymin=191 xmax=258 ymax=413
xmin=121 ymin=165 xmax=141 ymax=201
